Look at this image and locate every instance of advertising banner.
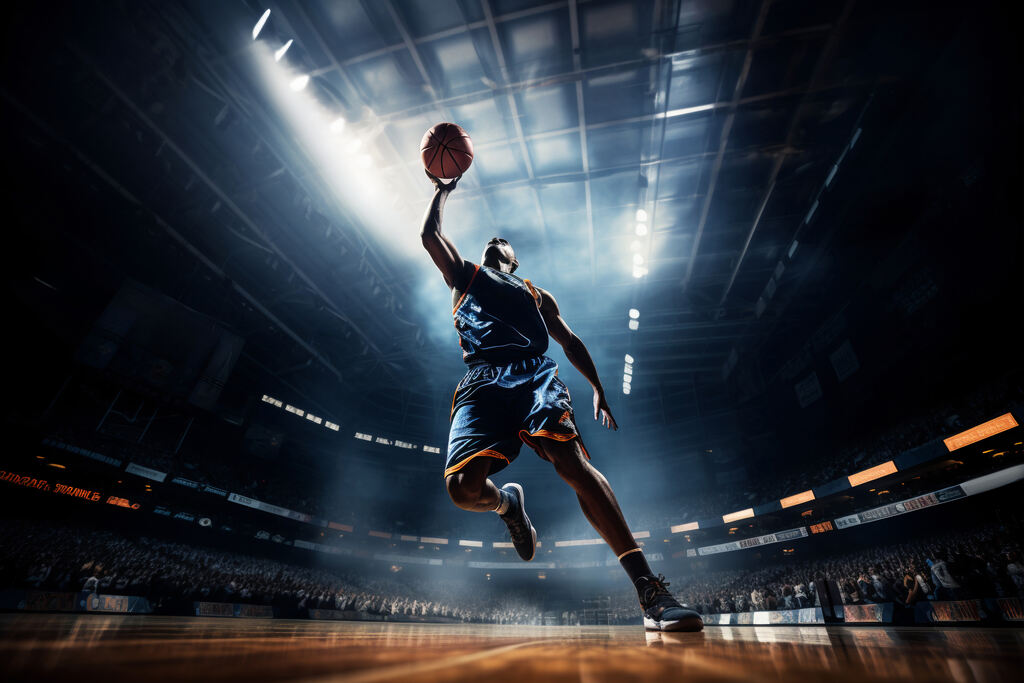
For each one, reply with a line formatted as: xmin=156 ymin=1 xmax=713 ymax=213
xmin=842 ymin=603 xmax=894 ymax=623
xmin=698 ymin=527 xmax=808 ymax=556
xmin=914 ymin=600 xmax=984 ymax=623
xmin=193 ymin=601 xmax=273 ymax=618
xmin=125 ymin=463 xmax=167 ymax=482
xmin=80 ymin=592 xmax=153 ymax=614
xmin=227 ymin=492 xmax=312 ymax=523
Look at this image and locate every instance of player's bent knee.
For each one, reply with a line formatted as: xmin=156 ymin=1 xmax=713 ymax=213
xmin=445 ymin=473 xmax=482 ymax=509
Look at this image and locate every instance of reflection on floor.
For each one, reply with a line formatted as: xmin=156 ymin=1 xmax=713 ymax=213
xmin=0 ymin=614 xmax=1021 ymax=682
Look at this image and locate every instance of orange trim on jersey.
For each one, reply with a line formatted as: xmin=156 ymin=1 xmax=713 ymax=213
xmin=443 ymin=449 xmax=510 ymax=478
xmin=523 ymin=279 xmax=541 ymax=306
xmin=452 ymin=264 xmax=481 ymax=315
xmin=518 ymin=429 xmax=591 ymax=461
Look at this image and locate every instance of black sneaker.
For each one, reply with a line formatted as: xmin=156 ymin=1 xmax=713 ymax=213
xmin=499 ymin=483 xmax=536 ymax=561
xmin=636 ymin=574 xmax=703 ymax=632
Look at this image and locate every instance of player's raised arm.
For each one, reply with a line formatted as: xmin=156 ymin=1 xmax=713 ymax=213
xmin=420 ymin=170 xmax=470 ymax=289
xmin=536 ymin=286 xmax=618 ymax=430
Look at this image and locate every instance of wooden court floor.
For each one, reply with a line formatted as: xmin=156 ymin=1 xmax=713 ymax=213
xmin=0 ymin=614 xmax=1021 ymax=683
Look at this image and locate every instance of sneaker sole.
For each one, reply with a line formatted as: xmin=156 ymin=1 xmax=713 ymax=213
xmin=503 ymin=483 xmax=537 ymax=562
xmin=644 ymin=615 xmax=704 ymax=632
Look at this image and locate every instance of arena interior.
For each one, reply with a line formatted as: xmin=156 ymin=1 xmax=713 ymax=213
xmin=1 ymin=1 xmax=1022 ymax=681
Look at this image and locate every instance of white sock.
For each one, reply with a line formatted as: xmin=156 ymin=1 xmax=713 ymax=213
xmin=493 ymin=490 xmax=511 ymax=515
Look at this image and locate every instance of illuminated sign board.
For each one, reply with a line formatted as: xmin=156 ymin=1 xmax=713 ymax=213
xmin=847 ymin=461 xmax=897 ymax=487
xmin=670 ymin=522 xmax=699 ymax=533
xmin=722 ymin=508 xmax=754 ymax=524
xmin=809 ymin=521 xmax=834 ymax=534
xmin=943 ymin=413 xmax=1018 ymax=452
xmin=780 ymin=490 xmax=815 ymax=508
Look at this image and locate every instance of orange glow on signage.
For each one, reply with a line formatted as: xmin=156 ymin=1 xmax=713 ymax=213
xmin=722 ymin=508 xmax=755 ymax=524
xmin=810 ymin=521 xmax=834 ymax=534
xmin=943 ymin=413 xmax=1018 ymax=452
xmin=670 ymin=522 xmax=699 ymax=533
xmin=328 ymin=522 xmax=353 ymax=532
xmin=847 ymin=461 xmax=897 ymax=487
xmin=780 ymin=490 xmax=815 ymax=508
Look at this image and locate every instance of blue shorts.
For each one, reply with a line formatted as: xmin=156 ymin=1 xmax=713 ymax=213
xmin=444 ymin=355 xmax=589 ymax=478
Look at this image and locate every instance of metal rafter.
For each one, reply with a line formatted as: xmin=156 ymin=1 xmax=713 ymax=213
xmin=567 ymin=0 xmax=597 ymax=285
xmin=680 ymin=0 xmax=773 ymax=293
xmin=477 ymin=0 xmax=552 ymax=272
xmin=717 ymin=0 xmax=856 ymax=308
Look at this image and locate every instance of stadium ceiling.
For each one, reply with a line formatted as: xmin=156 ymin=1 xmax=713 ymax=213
xmin=7 ymin=0 xmax=946 ymax=436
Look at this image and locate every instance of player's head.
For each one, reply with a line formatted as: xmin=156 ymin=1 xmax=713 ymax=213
xmin=482 ymin=237 xmax=518 ymax=274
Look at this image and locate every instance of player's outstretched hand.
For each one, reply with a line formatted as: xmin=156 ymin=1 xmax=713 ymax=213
xmin=425 ymin=169 xmax=461 ymax=193
xmin=594 ymin=389 xmax=618 ymax=431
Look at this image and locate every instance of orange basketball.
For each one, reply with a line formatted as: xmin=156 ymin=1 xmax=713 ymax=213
xmin=420 ymin=122 xmax=473 ymax=179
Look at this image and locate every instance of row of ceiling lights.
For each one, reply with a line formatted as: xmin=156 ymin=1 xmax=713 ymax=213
xmin=254 ymin=9 xmax=374 ymax=170
xmin=624 ymin=207 xmax=647 ymax=395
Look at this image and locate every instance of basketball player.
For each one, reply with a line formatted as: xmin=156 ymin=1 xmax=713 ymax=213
xmin=419 ymin=170 xmax=702 ymax=632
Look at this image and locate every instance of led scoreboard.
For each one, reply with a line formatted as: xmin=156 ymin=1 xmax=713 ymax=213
xmin=809 ymin=521 xmax=834 ymax=534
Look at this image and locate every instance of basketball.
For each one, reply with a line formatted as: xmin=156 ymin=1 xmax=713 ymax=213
xmin=420 ymin=122 xmax=473 ymax=179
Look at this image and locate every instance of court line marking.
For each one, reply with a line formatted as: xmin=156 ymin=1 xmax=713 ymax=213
xmin=294 ymin=638 xmax=549 ymax=683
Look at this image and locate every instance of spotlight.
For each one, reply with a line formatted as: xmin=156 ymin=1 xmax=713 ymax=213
xmin=628 ymin=308 xmax=639 ymax=319
xmin=253 ymin=9 xmax=270 ymax=40
xmin=275 ymin=39 xmax=293 ymax=62
xmin=330 ymin=117 xmax=347 ymax=134
xmin=624 ymin=354 xmax=634 ymax=364
xmin=635 ymin=208 xmax=648 ymax=222
xmin=628 ymin=319 xmax=639 ymax=330
xmin=630 ymin=240 xmax=643 ymax=252
xmin=635 ymin=223 xmax=648 ymax=236
xmin=289 ymin=74 xmax=310 ymax=91
xmin=633 ymin=254 xmax=644 ymax=265
xmin=623 ymin=384 xmax=631 ymax=395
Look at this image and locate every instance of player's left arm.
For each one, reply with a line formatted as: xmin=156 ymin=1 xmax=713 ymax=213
xmin=535 ymin=286 xmax=618 ymax=430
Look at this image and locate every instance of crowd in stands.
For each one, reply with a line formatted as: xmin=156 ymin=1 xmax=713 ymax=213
xmin=3 ymin=512 xmax=1022 ymax=624
xmin=671 ymin=517 xmax=1024 ymax=615
xmin=0 ymin=519 xmax=544 ymax=624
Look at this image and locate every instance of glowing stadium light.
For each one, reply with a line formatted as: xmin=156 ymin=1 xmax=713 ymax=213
xmin=635 ymin=208 xmax=648 ymax=222
xmin=633 ymin=254 xmax=644 ymax=265
xmin=632 ymin=531 xmax=651 ymax=539
xmin=670 ymin=522 xmax=699 ymax=533
xmin=622 ymin=384 xmax=630 ymax=395
xmin=459 ymin=539 xmax=483 ymax=548
xmin=780 ymin=490 xmax=816 ymax=508
xmin=658 ymin=103 xmax=716 ymax=119
xmin=274 ymin=39 xmax=293 ymax=62
xmin=252 ymin=9 xmax=270 ymax=40
xmin=630 ymin=240 xmax=643 ymax=252
xmin=289 ymin=74 xmax=310 ymax=91
xmin=628 ymin=308 xmax=639 ymax=319
xmin=554 ymin=538 xmax=604 ymax=547
xmin=943 ymin=413 xmax=1019 ymax=451
xmin=284 ymin=404 xmax=304 ymax=417
xmin=623 ymin=374 xmax=632 ymax=384
xmin=635 ymin=222 xmax=648 ymax=236
xmin=423 ymin=445 xmax=441 ymax=454
xmin=354 ymin=432 xmax=373 ymax=441
xmin=631 ymin=265 xmax=648 ymax=279
xmin=722 ymin=508 xmax=755 ymax=524
xmin=847 ymin=461 xmax=898 ymax=487
xmin=628 ymin=319 xmax=639 ymax=330
xmin=624 ymin=354 xmax=634 ymax=364
xmin=624 ymin=363 xmax=632 ymax=375
xmin=324 ymin=421 xmax=339 ymax=431
xmin=329 ymin=117 xmax=346 ymax=134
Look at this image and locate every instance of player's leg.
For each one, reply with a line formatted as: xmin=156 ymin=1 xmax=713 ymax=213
xmin=535 ymin=436 xmax=703 ymax=632
xmin=444 ymin=444 xmax=537 ymax=561
xmin=532 ymin=437 xmax=635 ymax=554
xmin=444 ymin=456 xmax=501 ymax=512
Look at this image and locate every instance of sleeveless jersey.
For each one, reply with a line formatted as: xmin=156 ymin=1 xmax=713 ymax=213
xmin=453 ymin=264 xmax=549 ymax=365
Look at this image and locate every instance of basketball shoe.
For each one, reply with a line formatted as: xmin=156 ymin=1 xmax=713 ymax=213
xmin=498 ymin=483 xmax=536 ymax=561
xmin=636 ymin=574 xmax=704 ymax=632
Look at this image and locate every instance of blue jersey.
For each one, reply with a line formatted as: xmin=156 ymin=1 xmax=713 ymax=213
xmin=453 ymin=264 xmax=549 ymax=365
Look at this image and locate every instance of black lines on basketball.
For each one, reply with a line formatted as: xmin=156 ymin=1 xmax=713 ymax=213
xmin=421 ymin=122 xmax=474 ymax=178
